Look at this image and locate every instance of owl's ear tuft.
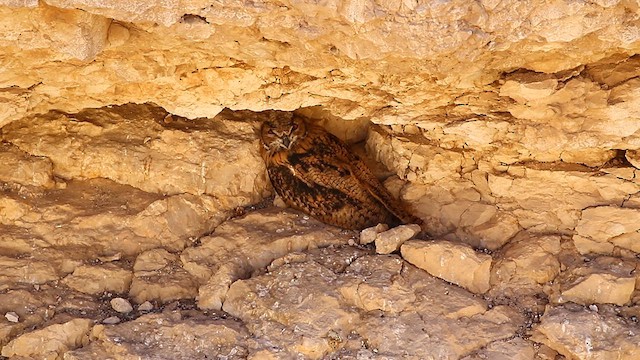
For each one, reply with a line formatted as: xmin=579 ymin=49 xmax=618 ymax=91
xmin=266 ymin=110 xmax=293 ymax=123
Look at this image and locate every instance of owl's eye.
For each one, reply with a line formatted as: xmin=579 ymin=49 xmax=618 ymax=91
xmin=268 ymin=129 xmax=275 ymax=135
xmin=291 ymin=123 xmax=298 ymax=131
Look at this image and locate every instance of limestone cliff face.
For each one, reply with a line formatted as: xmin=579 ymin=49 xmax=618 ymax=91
xmin=1 ymin=1 xmax=640 ymax=359
xmin=3 ymin=0 xmax=640 ymax=124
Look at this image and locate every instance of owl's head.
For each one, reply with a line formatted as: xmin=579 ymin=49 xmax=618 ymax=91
xmin=260 ymin=115 xmax=307 ymax=153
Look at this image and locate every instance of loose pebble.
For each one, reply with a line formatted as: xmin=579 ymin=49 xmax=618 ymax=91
xmin=138 ymin=301 xmax=154 ymax=312
xmin=5 ymin=312 xmax=19 ymax=323
xmin=360 ymin=223 xmax=389 ymax=245
xmin=103 ymin=316 xmax=121 ymax=324
xmin=375 ymin=224 xmax=421 ymax=254
xmin=110 ymin=297 xmax=134 ymax=313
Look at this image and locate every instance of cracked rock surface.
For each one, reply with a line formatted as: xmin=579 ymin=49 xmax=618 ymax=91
xmin=2 ymin=1 xmax=640 ymax=358
xmin=1 ymin=103 xmax=639 ymax=359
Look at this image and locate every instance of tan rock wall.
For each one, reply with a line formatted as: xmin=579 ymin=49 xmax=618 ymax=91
xmin=2 ymin=1 xmax=640 ymax=126
xmin=2 ymin=1 xmax=640 ymax=359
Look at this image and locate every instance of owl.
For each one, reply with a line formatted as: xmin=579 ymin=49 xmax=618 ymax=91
xmin=259 ymin=113 xmax=421 ymax=230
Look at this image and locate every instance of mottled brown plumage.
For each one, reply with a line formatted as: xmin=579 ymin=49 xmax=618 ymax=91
xmin=259 ymin=113 xmax=420 ymax=230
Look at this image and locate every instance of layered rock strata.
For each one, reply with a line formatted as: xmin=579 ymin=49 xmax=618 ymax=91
xmin=2 ymin=0 xmax=640 ymax=359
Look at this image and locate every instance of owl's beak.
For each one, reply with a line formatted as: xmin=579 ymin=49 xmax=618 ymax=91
xmin=281 ymin=137 xmax=291 ymax=148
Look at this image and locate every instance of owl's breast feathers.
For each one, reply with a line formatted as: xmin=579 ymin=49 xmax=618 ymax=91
xmin=263 ymin=122 xmax=420 ymax=230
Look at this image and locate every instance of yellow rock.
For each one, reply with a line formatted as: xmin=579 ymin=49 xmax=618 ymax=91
xmin=1 ymin=318 xmax=92 ymax=358
xmin=401 ymin=239 xmax=492 ymax=294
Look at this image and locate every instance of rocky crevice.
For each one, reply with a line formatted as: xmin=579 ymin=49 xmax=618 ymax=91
xmin=2 ymin=0 xmax=640 ymax=359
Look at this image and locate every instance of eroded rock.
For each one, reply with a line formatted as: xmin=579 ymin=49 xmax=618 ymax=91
xmin=62 ymin=264 xmax=132 ymax=295
xmin=626 ymin=149 xmax=640 ymax=169
xmin=0 ymin=256 xmax=61 ymax=290
xmin=488 ymin=167 xmax=640 ymax=233
xmin=533 ymin=305 xmax=640 ymax=360
xmin=396 ymin=180 xmax=521 ymax=250
xmin=0 ymin=143 xmax=55 ymax=188
xmin=0 ymin=289 xmax=56 ymax=347
xmin=1 ymin=318 xmax=92 ymax=358
xmin=2 ymin=0 xmax=640 ymax=127
xmin=573 ymin=206 xmax=640 ymax=255
xmin=549 ymin=256 xmax=638 ymax=306
xmin=130 ymin=248 xmax=199 ymax=304
xmin=2 ymin=1 xmax=640 ymax=357
xmin=2 ymin=105 xmax=268 ymax=203
xmin=460 ymin=338 xmax=537 ymax=360
xmin=401 ymin=239 xmax=492 ymax=294
xmin=490 ymin=233 xmax=561 ymax=309
xmin=65 ymin=312 xmax=249 ymax=359
xmin=0 ymin=178 xmax=220 ymax=258
xmin=562 ymin=273 xmax=635 ymax=306
xmin=224 ymin=247 xmax=520 ymax=359
xmin=182 ymin=207 xmax=356 ymax=310
xmin=374 ymin=223 xmax=421 ymax=254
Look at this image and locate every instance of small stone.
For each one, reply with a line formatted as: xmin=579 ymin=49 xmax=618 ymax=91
xmin=359 ymin=223 xmax=389 ymax=245
xmin=5 ymin=312 xmax=19 ymax=323
xmin=110 ymin=298 xmax=133 ymax=313
xmin=138 ymin=301 xmax=154 ymax=312
xmin=97 ymin=252 xmax=122 ymax=262
xmin=103 ymin=316 xmax=121 ymax=324
xmin=375 ymin=224 xmax=421 ymax=254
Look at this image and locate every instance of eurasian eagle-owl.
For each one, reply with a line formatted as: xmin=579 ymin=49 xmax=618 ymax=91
xmin=259 ymin=113 xmax=420 ymax=230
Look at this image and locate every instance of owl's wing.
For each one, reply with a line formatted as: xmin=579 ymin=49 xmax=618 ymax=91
xmin=292 ymin=130 xmax=420 ymax=225
xmin=349 ymin=152 xmax=421 ymax=225
xmin=347 ymin=151 xmax=422 ymax=225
